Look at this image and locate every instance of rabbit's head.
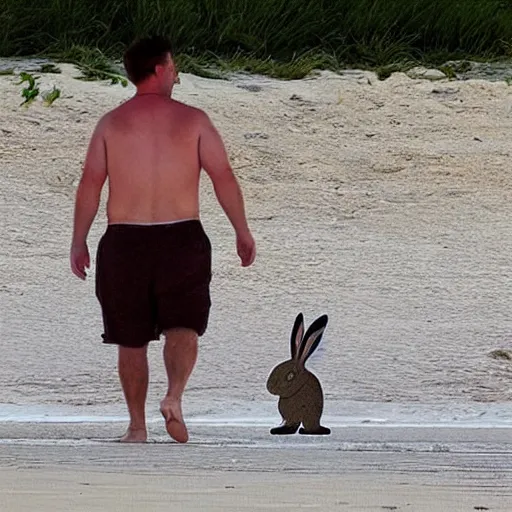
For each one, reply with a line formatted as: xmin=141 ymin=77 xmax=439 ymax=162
xmin=266 ymin=313 xmax=328 ymax=398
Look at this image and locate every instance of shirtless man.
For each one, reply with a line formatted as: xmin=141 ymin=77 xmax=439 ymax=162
xmin=70 ymin=36 xmax=256 ymax=443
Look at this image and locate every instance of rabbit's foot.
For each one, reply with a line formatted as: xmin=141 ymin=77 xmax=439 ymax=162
xmin=270 ymin=422 xmax=300 ymax=435
xmin=299 ymin=426 xmax=331 ymax=435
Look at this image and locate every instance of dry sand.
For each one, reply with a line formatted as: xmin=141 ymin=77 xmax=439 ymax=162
xmin=1 ymin=467 xmax=510 ymax=512
xmin=1 ymin=62 xmax=511 ymax=409
xmin=1 ymin=61 xmax=512 ymax=510
xmin=0 ymin=66 xmax=512 ymax=405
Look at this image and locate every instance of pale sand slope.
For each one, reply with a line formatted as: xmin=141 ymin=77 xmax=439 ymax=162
xmin=1 ymin=61 xmax=512 ymax=512
xmin=1 ymin=63 xmax=511 ymax=410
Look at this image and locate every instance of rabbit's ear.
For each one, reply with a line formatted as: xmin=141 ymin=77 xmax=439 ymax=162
xmin=298 ymin=314 xmax=328 ymax=365
xmin=290 ymin=313 xmax=305 ymax=359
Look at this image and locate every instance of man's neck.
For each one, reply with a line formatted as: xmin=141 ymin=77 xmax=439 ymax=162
xmin=135 ymin=85 xmax=172 ymax=97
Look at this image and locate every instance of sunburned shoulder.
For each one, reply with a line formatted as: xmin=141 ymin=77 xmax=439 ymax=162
xmin=170 ymin=100 xmax=208 ymax=121
xmin=168 ymin=101 xmax=216 ymax=134
xmin=107 ymin=97 xmax=206 ymax=117
xmin=92 ymin=98 xmax=212 ymax=136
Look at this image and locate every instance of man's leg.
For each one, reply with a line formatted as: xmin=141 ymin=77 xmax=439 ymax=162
xmin=160 ymin=327 xmax=198 ymax=443
xmin=118 ymin=344 xmax=149 ymax=443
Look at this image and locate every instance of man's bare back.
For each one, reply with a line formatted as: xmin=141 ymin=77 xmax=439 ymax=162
xmin=86 ymin=92 xmax=242 ymax=226
xmin=102 ymin=96 xmax=204 ymax=224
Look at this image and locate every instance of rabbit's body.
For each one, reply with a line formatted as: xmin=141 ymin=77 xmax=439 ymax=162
xmin=266 ymin=313 xmax=331 ymax=435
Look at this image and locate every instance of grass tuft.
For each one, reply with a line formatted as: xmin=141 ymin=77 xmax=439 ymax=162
xmin=438 ymin=65 xmax=457 ymax=79
xmin=48 ymin=46 xmax=128 ymax=86
xmin=42 ymin=86 xmax=61 ymax=106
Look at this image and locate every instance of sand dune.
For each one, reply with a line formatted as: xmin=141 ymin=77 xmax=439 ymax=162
xmin=1 ymin=63 xmax=511 ymax=410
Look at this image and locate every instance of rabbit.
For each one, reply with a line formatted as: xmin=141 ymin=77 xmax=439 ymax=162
xmin=266 ymin=312 xmax=331 ymax=435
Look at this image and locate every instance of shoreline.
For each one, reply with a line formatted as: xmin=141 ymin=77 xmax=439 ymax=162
xmin=1 ymin=422 xmax=512 ymax=450
xmin=1 ymin=400 xmax=512 ymax=428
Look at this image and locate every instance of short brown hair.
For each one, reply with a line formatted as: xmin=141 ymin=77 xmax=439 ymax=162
xmin=123 ymin=35 xmax=173 ymax=85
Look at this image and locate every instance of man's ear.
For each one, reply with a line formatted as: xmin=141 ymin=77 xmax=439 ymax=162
xmin=170 ymin=60 xmax=180 ymax=84
xmin=154 ymin=63 xmax=164 ymax=77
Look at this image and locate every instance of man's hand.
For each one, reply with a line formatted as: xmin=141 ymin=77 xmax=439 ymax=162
xmin=237 ymin=230 xmax=256 ymax=267
xmin=70 ymin=243 xmax=90 ymax=280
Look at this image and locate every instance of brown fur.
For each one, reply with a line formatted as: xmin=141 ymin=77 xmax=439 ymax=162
xmin=266 ymin=313 xmax=330 ymax=435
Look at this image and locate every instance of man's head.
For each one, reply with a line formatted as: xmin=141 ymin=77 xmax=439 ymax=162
xmin=123 ymin=35 xmax=178 ymax=94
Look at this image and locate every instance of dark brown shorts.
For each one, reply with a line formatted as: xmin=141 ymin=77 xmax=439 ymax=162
xmin=95 ymin=220 xmax=212 ymax=348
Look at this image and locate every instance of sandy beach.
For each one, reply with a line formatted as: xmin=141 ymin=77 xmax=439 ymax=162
xmin=1 ymin=464 xmax=510 ymax=512
xmin=1 ymin=60 xmax=511 ymax=509
xmin=1 ymin=422 xmax=511 ymax=511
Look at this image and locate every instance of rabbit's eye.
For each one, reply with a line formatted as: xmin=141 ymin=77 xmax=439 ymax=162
xmin=287 ymin=372 xmax=295 ymax=381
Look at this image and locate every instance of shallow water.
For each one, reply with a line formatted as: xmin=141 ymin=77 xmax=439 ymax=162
xmin=1 ymin=400 xmax=511 ymax=430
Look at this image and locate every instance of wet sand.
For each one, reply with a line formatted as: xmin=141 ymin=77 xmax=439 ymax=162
xmin=1 ymin=467 xmax=510 ymax=512
xmin=1 ymin=422 xmax=511 ymax=511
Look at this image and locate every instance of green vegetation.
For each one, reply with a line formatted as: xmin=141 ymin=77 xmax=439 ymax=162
xmin=16 ymin=71 xmax=61 ymax=106
xmin=42 ymin=86 xmax=61 ymax=106
xmin=0 ymin=1 xmax=511 ymax=79
xmin=18 ymin=71 xmax=40 ymax=106
xmin=47 ymin=45 xmax=128 ymax=85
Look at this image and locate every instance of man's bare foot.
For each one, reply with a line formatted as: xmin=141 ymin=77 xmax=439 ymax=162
xmin=160 ymin=398 xmax=188 ymax=443
xmin=120 ymin=427 xmax=147 ymax=443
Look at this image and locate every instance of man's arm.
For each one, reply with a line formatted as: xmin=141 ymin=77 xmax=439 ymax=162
xmin=70 ymin=118 xmax=108 ymax=279
xmin=198 ymin=112 xmax=255 ymax=266
xmin=198 ymin=113 xmax=250 ymax=235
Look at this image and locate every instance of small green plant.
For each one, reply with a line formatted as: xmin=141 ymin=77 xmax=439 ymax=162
xmin=42 ymin=86 xmax=61 ymax=106
xmin=505 ymin=76 xmax=512 ymax=85
xmin=18 ymin=72 xmax=40 ymax=106
xmin=438 ymin=65 xmax=457 ymax=79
